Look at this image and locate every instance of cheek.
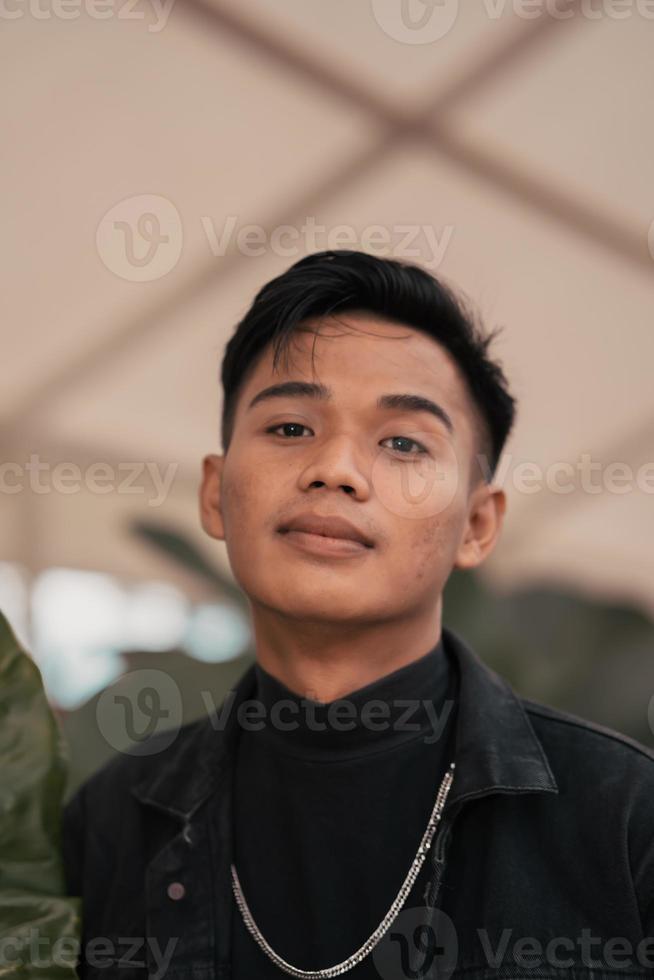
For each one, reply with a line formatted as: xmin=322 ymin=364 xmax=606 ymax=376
xmin=371 ymin=445 xmax=462 ymax=524
xmin=397 ymin=509 xmax=464 ymax=585
xmin=220 ymin=460 xmax=266 ymax=537
xmin=414 ymin=518 xmax=446 ymax=562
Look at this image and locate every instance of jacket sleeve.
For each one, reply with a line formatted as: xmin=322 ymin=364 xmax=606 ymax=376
xmin=0 ymin=610 xmax=81 ymax=978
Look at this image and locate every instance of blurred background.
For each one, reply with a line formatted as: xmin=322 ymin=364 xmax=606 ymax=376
xmin=1 ymin=0 xmax=653 ymax=797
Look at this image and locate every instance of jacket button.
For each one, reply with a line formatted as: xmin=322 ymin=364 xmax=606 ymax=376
xmin=167 ymin=882 xmax=185 ymax=901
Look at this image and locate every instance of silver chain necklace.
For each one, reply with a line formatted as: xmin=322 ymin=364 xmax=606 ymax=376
xmin=231 ymin=760 xmax=456 ymax=979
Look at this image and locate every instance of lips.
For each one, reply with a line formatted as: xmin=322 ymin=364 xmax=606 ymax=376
xmin=278 ymin=513 xmax=374 ymax=548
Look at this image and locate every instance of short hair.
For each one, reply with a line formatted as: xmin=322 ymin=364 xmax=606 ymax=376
xmin=220 ymin=249 xmax=517 ymax=482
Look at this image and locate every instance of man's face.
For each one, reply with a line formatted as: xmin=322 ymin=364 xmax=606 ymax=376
xmin=200 ymin=314 xmax=505 ymax=627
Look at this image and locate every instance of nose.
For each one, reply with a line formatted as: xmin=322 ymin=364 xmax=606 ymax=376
xmin=297 ymin=434 xmax=371 ymax=499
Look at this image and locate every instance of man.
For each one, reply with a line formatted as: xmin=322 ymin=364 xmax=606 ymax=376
xmin=63 ymin=250 xmax=654 ymax=978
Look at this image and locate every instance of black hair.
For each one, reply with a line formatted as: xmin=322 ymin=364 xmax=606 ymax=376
xmin=220 ymin=249 xmax=517 ymax=482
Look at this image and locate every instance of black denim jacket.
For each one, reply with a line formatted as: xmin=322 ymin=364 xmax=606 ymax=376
xmin=62 ymin=626 xmax=654 ymax=979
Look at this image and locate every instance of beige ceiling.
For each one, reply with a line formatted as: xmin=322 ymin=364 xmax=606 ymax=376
xmin=1 ymin=0 xmax=653 ymax=616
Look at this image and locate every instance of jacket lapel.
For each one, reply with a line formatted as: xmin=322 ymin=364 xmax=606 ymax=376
xmin=440 ymin=626 xmax=558 ymax=807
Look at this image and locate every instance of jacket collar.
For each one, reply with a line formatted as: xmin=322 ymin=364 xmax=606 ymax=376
xmin=442 ymin=626 xmax=558 ymax=806
xmin=131 ymin=660 xmax=258 ymax=820
xmin=132 ymin=624 xmax=558 ymax=820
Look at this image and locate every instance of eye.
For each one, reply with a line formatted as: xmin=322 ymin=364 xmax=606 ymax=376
xmin=265 ymin=424 xmax=428 ymax=457
xmin=381 ymin=436 xmax=429 ymax=457
xmin=265 ymin=422 xmax=312 ymax=439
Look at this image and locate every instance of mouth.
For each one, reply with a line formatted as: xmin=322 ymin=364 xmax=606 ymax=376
xmin=277 ymin=528 xmax=372 ymax=558
xmin=277 ymin=513 xmax=375 ymax=549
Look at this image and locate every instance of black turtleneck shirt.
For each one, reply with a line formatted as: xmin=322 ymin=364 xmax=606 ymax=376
xmin=231 ymin=637 xmax=457 ymax=978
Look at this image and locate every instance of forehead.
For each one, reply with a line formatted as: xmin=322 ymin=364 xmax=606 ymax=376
xmin=241 ymin=314 xmax=479 ymax=438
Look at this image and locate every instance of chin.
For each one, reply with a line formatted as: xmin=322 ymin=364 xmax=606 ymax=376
xmin=273 ymin=590 xmax=382 ymax=623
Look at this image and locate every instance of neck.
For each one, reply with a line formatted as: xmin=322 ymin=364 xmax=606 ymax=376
xmin=248 ymin=598 xmax=443 ymax=702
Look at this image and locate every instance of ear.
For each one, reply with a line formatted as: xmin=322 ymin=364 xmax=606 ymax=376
xmin=453 ymin=484 xmax=506 ymax=571
xmin=199 ymin=453 xmax=226 ymax=541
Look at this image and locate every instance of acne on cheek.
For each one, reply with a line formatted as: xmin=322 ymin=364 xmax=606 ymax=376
xmin=410 ymin=524 xmax=454 ymax=586
xmin=409 ymin=520 xmax=439 ymax=557
xmin=224 ymin=465 xmax=278 ymax=536
xmin=422 ymin=520 xmax=446 ymax=549
xmin=219 ymin=469 xmax=252 ymax=529
xmin=415 ymin=534 xmax=435 ymax=581
xmin=413 ymin=516 xmax=453 ymax=559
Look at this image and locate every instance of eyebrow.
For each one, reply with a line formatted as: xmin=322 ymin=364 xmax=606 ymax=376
xmin=247 ymin=380 xmax=455 ymax=435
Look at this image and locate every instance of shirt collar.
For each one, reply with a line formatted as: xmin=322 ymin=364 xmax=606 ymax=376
xmin=132 ymin=624 xmax=558 ymax=819
xmin=248 ymin=636 xmax=450 ymax=760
